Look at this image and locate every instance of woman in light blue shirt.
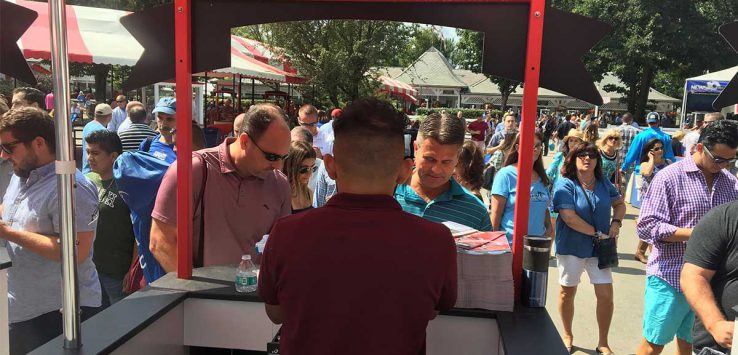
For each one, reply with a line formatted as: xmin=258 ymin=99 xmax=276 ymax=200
xmin=490 ymin=132 xmax=553 ymax=245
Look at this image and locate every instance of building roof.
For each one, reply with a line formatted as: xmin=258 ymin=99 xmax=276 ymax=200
xmin=394 ymin=47 xmax=468 ymax=88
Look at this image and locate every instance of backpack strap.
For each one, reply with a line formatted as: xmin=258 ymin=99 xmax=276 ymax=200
xmin=193 ymin=153 xmax=208 ymax=268
xmin=142 ymin=136 xmax=154 ymax=152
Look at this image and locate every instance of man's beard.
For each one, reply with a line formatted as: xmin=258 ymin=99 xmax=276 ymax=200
xmin=13 ymin=151 xmax=38 ymax=179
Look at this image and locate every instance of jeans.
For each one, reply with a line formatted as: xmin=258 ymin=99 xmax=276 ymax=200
xmin=99 ymin=273 xmax=126 ymax=307
xmin=9 ymin=306 xmax=101 ymax=355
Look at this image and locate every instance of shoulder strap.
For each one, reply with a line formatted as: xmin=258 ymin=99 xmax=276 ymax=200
xmin=194 ymin=153 xmax=208 ymax=267
xmin=142 ymin=136 xmax=154 ymax=152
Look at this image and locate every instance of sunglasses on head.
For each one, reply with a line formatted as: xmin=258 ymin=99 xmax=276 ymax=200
xmin=0 ymin=140 xmax=25 ymax=155
xmin=577 ymin=152 xmax=598 ymax=159
xmin=246 ymin=133 xmax=289 ymax=162
xmin=299 ymin=165 xmax=318 ymax=174
xmin=704 ymin=146 xmax=738 ymax=166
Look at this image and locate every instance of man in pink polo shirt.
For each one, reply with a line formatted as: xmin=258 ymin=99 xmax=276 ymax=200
xmin=149 ymin=103 xmax=292 ymax=271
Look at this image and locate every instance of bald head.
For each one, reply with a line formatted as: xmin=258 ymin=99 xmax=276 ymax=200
xmin=233 ymin=113 xmax=245 ymax=135
xmin=126 ymin=100 xmax=144 ymax=114
xmin=239 ymin=103 xmax=290 ymax=140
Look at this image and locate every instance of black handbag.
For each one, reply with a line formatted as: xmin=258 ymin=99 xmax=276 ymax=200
xmin=579 ymin=182 xmax=619 ymax=269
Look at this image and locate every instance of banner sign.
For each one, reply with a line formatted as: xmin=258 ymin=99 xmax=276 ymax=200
xmin=687 ymin=80 xmax=729 ymax=94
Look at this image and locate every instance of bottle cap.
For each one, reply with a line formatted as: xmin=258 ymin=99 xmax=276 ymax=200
xmin=242 ymin=255 xmax=251 ymax=261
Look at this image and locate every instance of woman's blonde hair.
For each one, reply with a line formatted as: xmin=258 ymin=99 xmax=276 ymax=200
xmin=672 ymin=130 xmax=687 ymax=141
xmin=283 ymin=141 xmax=317 ymax=204
xmin=596 ymin=129 xmax=623 ymax=149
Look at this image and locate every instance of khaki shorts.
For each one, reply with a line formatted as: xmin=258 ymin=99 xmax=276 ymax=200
xmin=556 ymin=254 xmax=613 ymax=287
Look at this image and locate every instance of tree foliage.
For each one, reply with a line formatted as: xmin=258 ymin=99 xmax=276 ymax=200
xmin=554 ymin=0 xmax=738 ymax=121
xmin=234 ymin=21 xmax=412 ymax=107
xmin=397 ymin=26 xmax=455 ymax=67
xmin=453 ymin=29 xmax=520 ymax=113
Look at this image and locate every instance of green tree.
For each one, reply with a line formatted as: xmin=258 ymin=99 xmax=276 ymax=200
xmin=235 ymin=21 xmax=412 ymax=107
xmin=453 ymin=29 xmax=520 ymax=113
xmin=555 ymin=0 xmax=737 ymax=121
xmin=397 ymin=26 xmax=455 ymax=67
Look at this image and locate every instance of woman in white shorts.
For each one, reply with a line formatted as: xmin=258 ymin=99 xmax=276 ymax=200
xmin=552 ymin=141 xmax=626 ymax=355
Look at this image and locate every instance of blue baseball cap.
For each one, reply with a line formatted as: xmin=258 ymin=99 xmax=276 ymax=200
xmin=646 ymin=112 xmax=660 ymax=123
xmin=152 ymin=97 xmax=176 ymax=115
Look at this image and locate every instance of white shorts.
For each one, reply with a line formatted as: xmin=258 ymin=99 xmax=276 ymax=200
xmin=556 ymin=254 xmax=613 ymax=287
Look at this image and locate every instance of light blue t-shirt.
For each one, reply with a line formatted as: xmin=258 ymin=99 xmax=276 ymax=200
xmin=491 ymin=165 xmax=551 ymax=244
xmin=139 ymin=134 xmax=176 ymax=164
xmin=3 ymin=162 xmax=101 ymax=322
xmin=82 ymin=120 xmax=108 ymax=173
xmin=552 ymin=177 xmax=621 ymax=258
xmin=394 ymin=178 xmax=492 ymax=231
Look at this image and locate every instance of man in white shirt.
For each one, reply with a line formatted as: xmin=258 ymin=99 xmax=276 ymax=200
xmin=682 ymin=113 xmax=722 ymax=156
xmin=108 ymin=95 xmax=128 ymax=132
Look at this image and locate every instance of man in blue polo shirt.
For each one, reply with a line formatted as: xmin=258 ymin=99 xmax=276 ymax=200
xmin=395 ymin=113 xmax=492 ymax=231
xmin=140 ymin=97 xmax=177 ymax=163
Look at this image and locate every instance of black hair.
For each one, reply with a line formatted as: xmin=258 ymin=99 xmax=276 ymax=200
xmin=85 ymin=130 xmax=123 ymax=155
xmin=12 ymin=87 xmax=45 ymax=108
xmin=699 ymin=120 xmax=738 ymax=150
xmin=0 ymin=107 xmax=56 ymax=153
xmin=503 ymin=131 xmax=551 ymax=186
xmin=640 ymin=138 xmax=665 ymax=164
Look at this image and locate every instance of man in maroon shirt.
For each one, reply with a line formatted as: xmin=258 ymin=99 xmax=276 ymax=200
xmin=259 ymin=98 xmax=458 ymax=355
xmin=467 ymin=113 xmax=488 ymax=151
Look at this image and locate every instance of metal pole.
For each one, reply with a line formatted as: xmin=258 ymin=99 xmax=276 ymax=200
xmin=512 ymin=0 xmax=546 ymax=301
xmin=49 ymin=0 xmax=82 ymax=349
xmin=251 ymin=78 xmax=255 ymax=105
xmin=174 ymin=0 xmax=193 ymax=279
xmin=680 ymin=80 xmax=689 ymax=129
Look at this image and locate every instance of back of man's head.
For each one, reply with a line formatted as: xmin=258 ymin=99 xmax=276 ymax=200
xmin=239 ymin=103 xmax=289 ymax=141
xmin=12 ymin=87 xmax=45 ymax=108
xmin=333 ymin=98 xmax=407 ymax=183
xmin=417 ymin=112 xmax=465 ymax=146
xmin=622 ymin=112 xmax=633 ymax=123
xmin=128 ymin=106 xmax=148 ymax=124
xmin=290 ymin=126 xmax=313 ymax=144
xmin=0 ymin=107 xmax=56 ymax=154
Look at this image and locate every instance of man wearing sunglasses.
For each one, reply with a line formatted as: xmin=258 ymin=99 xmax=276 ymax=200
xmin=298 ymin=104 xmax=324 ymax=158
xmin=0 ymin=107 xmax=102 ymax=354
xmin=150 ymin=103 xmax=291 ymax=273
xmin=636 ymin=120 xmax=738 ymax=355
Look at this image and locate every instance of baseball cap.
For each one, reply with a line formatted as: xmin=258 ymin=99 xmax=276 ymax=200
xmin=94 ymin=103 xmax=113 ymax=116
xmin=331 ymin=108 xmax=342 ymax=119
xmin=152 ymin=97 xmax=176 ymax=115
xmin=646 ymin=112 xmax=660 ymax=123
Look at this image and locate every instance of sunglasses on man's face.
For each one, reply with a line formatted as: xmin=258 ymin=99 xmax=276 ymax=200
xmin=704 ymin=146 xmax=738 ymax=166
xmin=298 ymin=165 xmax=318 ymax=174
xmin=246 ymin=133 xmax=288 ymax=162
xmin=0 ymin=140 xmax=25 ymax=155
xmin=299 ymin=121 xmax=317 ymax=128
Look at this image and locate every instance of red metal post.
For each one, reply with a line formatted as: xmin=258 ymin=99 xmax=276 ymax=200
xmin=511 ymin=0 xmax=545 ymax=300
xmin=175 ymin=0 xmax=193 ymax=279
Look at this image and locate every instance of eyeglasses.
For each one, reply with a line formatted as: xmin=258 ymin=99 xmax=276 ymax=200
xmin=245 ymin=133 xmax=289 ymax=162
xmin=0 ymin=140 xmax=24 ymax=155
xmin=607 ymin=136 xmax=620 ymax=141
xmin=298 ymin=165 xmax=318 ymax=174
xmin=651 ymin=146 xmax=663 ymax=152
xmin=704 ymin=146 xmax=738 ymax=166
xmin=298 ymin=121 xmax=317 ymax=127
xmin=577 ymin=152 xmax=598 ymax=160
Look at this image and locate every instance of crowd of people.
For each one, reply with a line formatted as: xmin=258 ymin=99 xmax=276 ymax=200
xmin=0 ymin=87 xmax=737 ymax=355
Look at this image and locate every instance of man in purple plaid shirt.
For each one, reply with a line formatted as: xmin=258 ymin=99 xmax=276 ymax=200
xmin=636 ymin=120 xmax=738 ymax=355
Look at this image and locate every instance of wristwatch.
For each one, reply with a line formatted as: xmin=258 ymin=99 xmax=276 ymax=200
xmin=594 ymin=231 xmax=608 ymax=240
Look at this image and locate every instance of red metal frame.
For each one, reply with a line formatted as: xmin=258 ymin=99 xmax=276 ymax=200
xmin=175 ymin=0 xmax=193 ymax=279
xmin=173 ymin=0 xmax=546 ymax=301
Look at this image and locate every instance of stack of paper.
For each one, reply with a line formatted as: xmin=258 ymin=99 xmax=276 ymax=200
xmin=450 ymin=229 xmax=514 ymax=312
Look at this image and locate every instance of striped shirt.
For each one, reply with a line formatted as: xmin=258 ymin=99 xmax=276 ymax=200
xmin=118 ymin=123 xmax=157 ymax=152
xmin=637 ymin=156 xmax=738 ymax=291
xmin=395 ymin=178 xmax=492 ymax=231
xmin=616 ymin=123 xmax=640 ymax=164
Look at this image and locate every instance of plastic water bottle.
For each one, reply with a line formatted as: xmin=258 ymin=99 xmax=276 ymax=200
xmin=235 ymin=255 xmax=258 ymax=293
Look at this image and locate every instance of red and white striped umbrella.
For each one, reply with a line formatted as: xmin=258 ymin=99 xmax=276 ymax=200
xmin=9 ymin=0 xmax=144 ymax=66
xmin=10 ymin=0 xmax=304 ymax=83
xmin=379 ymin=75 xmax=418 ymax=101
